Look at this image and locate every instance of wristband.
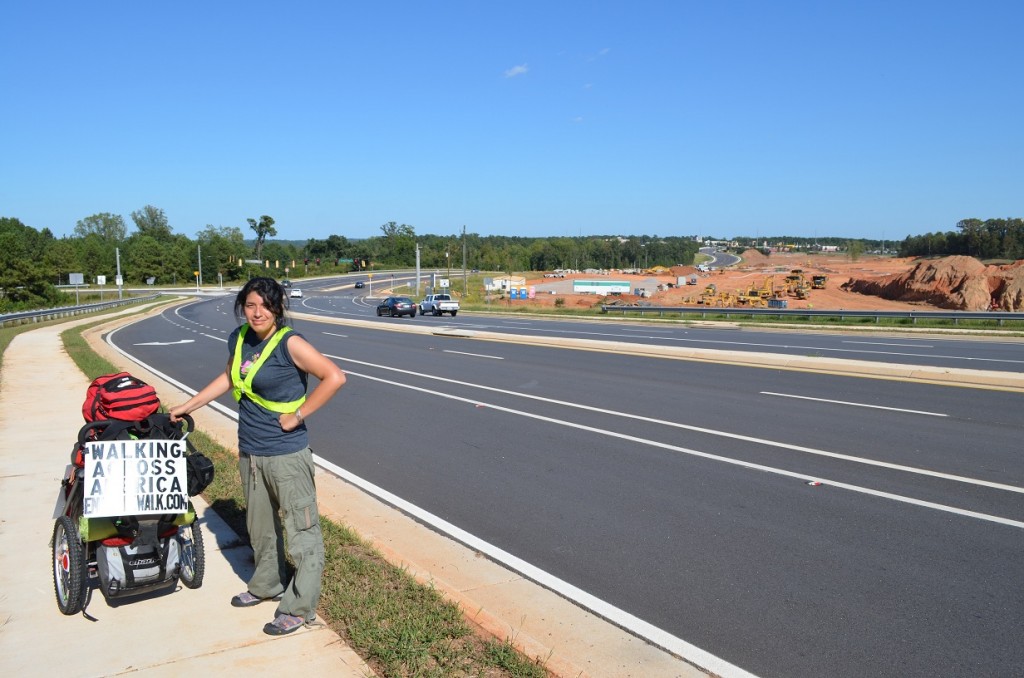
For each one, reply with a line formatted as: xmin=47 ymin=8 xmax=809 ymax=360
xmin=295 ymin=408 xmax=304 ymax=423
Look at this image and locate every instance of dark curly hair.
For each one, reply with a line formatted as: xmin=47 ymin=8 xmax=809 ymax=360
xmin=234 ymin=277 xmax=289 ymax=327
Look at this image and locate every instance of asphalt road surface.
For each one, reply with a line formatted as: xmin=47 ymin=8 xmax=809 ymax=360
xmin=290 ymin=275 xmax=1024 ymax=372
xmin=107 ymin=293 xmax=1024 ymax=678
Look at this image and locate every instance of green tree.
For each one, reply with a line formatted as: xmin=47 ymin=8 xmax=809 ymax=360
xmin=846 ymin=239 xmax=864 ymax=262
xmin=131 ymin=205 xmax=173 ymax=241
xmin=197 ymin=225 xmax=246 ymax=281
xmin=44 ymin=238 xmax=80 ymax=285
xmin=248 ymin=215 xmax=277 ymax=261
xmin=379 ymin=221 xmax=417 ymax=265
xmin=74 ymin=212 xmax=126 ymax=242
xmin=0 ymin=217 xmax=62 ymax=309
xmin=124 ymin=235 xmax=167 ymax=284
xmin=75 ymin=233 xmax=118 ymax=281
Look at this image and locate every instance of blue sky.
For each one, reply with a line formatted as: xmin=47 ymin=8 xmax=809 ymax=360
xmin=2 ymin=1 xmax=1021 ymax=243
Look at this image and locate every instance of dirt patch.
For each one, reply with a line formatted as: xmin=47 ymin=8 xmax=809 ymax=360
xmin=510 ymin=253 xmax=1024 ymax=312
xmin=515 ymin=253 xmax=919 ymax=311
xmin=843 ymin=256 xmax=1024 ymax=311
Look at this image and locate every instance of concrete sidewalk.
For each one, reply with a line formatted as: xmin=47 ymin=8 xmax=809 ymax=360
xmin=0 ymin=321 xmax=374 ymax=677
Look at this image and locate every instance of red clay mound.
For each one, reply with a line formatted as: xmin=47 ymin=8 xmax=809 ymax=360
xmin=739 ymin=248 xmax=770 ymax=265
xmin=842 ymin=255 xmax=1024 ymax=310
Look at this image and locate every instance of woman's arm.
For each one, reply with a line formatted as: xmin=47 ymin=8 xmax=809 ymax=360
xmin=169 ymin=360 xmax=233 ymax=422
xmin=279 ymin=335 xmax=346 ymax=432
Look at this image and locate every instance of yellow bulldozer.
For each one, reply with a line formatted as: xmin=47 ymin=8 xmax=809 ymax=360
xmin=784 ymin=269 xmax=812 ymax=299
xmin=811 ymin=274 xmax=828 ymax=289
xmin=735 ymin=282 xmax=768 ymax=307
xmin=698 ymin=283 xmax=718 ymax=305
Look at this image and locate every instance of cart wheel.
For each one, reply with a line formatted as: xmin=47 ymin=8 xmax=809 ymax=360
xmin=53 ymin=516 xmax=86 ymax=615
xmin=177 ymin=520 xmax=205 ymax=589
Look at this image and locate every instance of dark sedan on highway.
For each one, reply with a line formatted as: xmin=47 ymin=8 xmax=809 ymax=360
xmin=376 ymin=296 xmax=417 ymax=318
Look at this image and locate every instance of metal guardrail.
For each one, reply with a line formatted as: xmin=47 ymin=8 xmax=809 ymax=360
xmin=600 ymin=305 xmax=1024 ymax=326
xmin=0 ymin=295 xmax=161 ymax=328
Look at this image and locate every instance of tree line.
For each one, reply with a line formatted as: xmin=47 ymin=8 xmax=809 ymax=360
xmin=897 ymin=218 xmax=1024 ymax=260
xmin=13 ymin=206 xmax=1014 ymax=313
xmin=0 ymin=209 xmax=700 ymax=312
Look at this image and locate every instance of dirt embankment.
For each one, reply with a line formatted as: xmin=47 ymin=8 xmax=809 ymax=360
xmin=517 ymin=252 xmax=1024 ymax=312
xmin=843 ymin=256 xmax=1024 ymax=311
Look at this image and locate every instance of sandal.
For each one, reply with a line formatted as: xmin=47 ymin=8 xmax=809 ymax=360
xmin=263 ymin=613 xmax=307 ymax=636
xmin=231 ymin=591 xmax=281 ymax=608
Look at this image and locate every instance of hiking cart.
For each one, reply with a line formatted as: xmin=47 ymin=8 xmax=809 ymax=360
xmin=51 ymin=414 xmax=208 ymax=615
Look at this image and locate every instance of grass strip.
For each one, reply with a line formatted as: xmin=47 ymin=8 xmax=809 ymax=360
xmin=54 ymin=312 xmax=548 ymax=678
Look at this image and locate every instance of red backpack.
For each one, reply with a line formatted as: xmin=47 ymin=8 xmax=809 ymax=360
xmin=83 ymin=372 xmax=161 ymax=422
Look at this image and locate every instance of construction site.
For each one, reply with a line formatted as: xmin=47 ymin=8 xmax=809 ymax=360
xmin=520 ymin=250 xmax=1006 ymax=313
xmin=679 ymin=268 xmax=828 ymax=308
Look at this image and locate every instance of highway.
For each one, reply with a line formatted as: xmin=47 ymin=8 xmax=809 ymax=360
xmin=106 ymin=285 xmax=1024 ymax=678
xmin=300 ymin=275 xmax=1024 ymax=372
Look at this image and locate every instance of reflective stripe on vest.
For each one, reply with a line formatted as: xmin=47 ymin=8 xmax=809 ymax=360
xmin=231 ymin=325 xmax=307 ymax=413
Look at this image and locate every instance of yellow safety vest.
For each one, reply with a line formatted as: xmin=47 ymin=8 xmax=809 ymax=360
xmin=231 ymin=325 xmax=307 ymax=413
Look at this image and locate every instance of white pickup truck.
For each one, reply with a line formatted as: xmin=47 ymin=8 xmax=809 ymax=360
xmin=419 ymin=293 xmax=460 ymax=317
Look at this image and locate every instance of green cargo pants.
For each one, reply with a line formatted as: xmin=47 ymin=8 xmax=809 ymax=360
xmin=238 ymin=448 xmax=324 ymax=622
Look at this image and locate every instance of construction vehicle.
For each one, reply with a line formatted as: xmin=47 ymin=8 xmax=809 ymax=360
xmin=811 ymin=274 xmax=828 ymax=289
xmin=698 ymin=283 xmax=718 ymax=305
xmin=784 ymin=269 xmax=812 ymax=299
xmin=716 ymin=291 xmax=738 ymax=307
xmin=735 ymin=285 xmax=768 ymax=307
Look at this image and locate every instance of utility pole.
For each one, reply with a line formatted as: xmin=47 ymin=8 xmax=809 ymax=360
xmin=116 ymin=247 xmax=123 ymax=300
xmin=415 ymin=243 xmax=421 ymax=297
xmin=197 ymin=245 xmax=203 ymax=287
xmin=462 ymin=225 xmax=467 ymax=296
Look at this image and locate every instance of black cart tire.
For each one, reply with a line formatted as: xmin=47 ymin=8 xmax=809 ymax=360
xmin=53 ymin=516 xmax=86 ymax=615
xmin=450 ymin=310 xmax=457 ymax=317
xmin=177 ymin=520 xmax=206 ymax=589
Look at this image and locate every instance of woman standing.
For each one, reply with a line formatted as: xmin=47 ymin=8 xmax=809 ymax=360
xmin=170 ymin=277 xmax=346 ymax=635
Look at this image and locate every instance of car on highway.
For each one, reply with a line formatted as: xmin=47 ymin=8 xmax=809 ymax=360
xmin=354 ymin=281 xmax=365 ymax=289
xmin=289 ymin=288 xmax=303 ymax=299
xmin=376 ymin=296 xmax=416 ymax=318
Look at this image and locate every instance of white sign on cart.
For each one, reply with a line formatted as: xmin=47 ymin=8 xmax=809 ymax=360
xmin=82 ymin=439 xmax=189 ymax=517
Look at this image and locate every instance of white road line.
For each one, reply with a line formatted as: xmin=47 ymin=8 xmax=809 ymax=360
xmin=761 ymin=391 xmax=948 ymax=417
xmin=843 ymin=340 xmax=933 ymax=348
xmin=109 ymin=327 xmax=758 ymax=676
xmin=490 ymin=327 xmax=1024 ymax=365
xmin=323 ymin=332 xmax=349 ymax=338
xmin=313 ymin=454 xmax=759 ymax=678
xmin=443 ymin=350 xmax=504 ymax=360
xmin=133 ymin=339 xmax=195 ymax=346
xmin=334 ymin=355 xmax=1024 ymax=495
xmin=342 ymin=366 xmax=1024 ymax=530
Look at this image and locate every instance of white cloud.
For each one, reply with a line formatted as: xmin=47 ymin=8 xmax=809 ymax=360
xmin=504 ymin=64 xmax=528 ymax=78
xmin=571 ymin=116 xmax=584 ymax=124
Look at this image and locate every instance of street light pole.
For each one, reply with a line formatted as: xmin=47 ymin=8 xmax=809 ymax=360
xmin=415 ymin=243 xmax=421 ymax=296
xmin=116 ymin=247 xmax=123 ymax=300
